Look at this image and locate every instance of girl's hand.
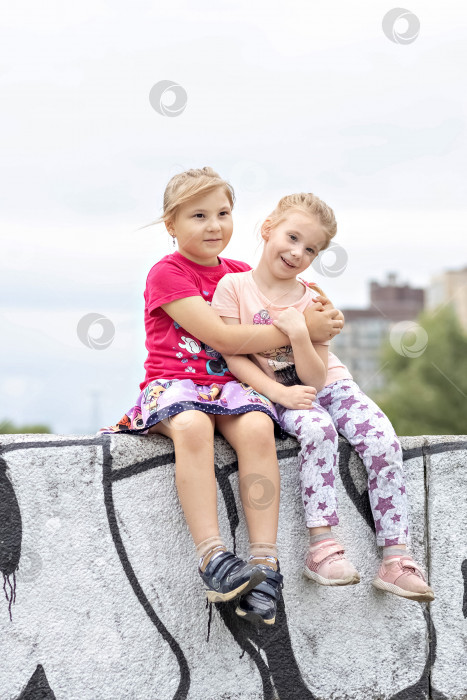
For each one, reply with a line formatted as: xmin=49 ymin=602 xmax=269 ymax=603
xmin=272 ymin=307 xmax=308 ymax=339
xmin=314 ymin=294 xmax=331 ymax=308
xmin=314 ymin=295 xmax=345 ymax=328
xmin=304 ymin=305 xmax=343 ymax=343
xmin=275 ymin=384 xmax=316 ymax=410
xmin=334 ymin=309 xmax=345 ymax=326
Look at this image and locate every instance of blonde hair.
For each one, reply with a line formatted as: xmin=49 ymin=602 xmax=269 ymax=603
xmin=264 ymin=193 xmax=337 ymax=250
xmin=141 ymin=167 xmax=235 ymax=230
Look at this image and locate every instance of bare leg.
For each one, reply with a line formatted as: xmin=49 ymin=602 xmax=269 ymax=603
xmin=309 ymin=526 xmax=332 ymax=536
xmin=149 ymin=411 xmax=219 ymax=546
xmin=215 ymin=412 xmax=280 ymax=546
xmin=149 ymin=412 xmax=269 ymax=602
xmin=216 ymin=412 xmax=284 ymax=624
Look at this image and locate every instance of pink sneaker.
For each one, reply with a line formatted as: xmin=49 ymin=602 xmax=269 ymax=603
xmin=372 ymin=555 xmax=435 ymax=602
xmin=304 ymin=538 xmax=360 ymax=586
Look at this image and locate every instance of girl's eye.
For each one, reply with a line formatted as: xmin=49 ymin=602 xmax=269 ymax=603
xmin=220 ymin=210 xmax=230 ymax=216
xmin=307 ymin=248 xmax=315 ymax=255
xmin=289 ymin=234 xmax=297 ymax=241
xmin=194 ymin=213 xmax=204 ymax=218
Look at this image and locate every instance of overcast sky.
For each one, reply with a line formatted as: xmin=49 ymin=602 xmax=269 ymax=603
xmin=1 ymin=0 xmax=466 ymax=433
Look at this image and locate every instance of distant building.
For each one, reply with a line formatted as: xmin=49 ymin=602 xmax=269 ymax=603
xmin=426 ymin=267 xmax=467 ymax=331
xmin=331 ymin=273 xmax=425 ymax=393
xmin=369 ymin=273 xmax=425 ymax=322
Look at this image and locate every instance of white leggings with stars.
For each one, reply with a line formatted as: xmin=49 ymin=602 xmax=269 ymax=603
xmin=275 ymin=379 xmax=409 ymax=546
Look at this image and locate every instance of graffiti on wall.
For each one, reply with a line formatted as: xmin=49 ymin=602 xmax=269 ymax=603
xmin=0 ymin=436 xmax=466 ymax=699
xmin=0 ymin=455 xmax=21 ymax=621
xmin=17 ymin=665 xmax=56 ymax=700
xmin=462 ymin=559 xmax=467 ymax=619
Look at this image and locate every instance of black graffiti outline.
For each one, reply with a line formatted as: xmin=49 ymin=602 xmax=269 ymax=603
xmin=1 ymin=437 xmax=191 ymax=700
xmin=461 ymin=560 xmax=467 ymax=619
xmin=104 ymin=439 xmax=315 ymax=698
xmin=0 ymin=437 xmax=191 ymax=700
xmin=1 ymin=436 xmax=466 ymax=700
xmin=0 ymin=455 xmax=21 ymax=620
xmin=16 ymin=664 xmax=56 ymax=700
xmin=213 ymin=447 xmax=318 ymax=700
xmin=387 ymin=606 xmax=448 ymax=700
xmin=101 ymin=437 xmax=191 ymax=700
xmin=338 ymin=437 xmax=464 ymax=700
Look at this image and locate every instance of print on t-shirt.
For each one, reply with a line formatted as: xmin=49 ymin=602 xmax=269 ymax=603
xmin=203 ymin=343 xmax=230 ymax=377
xmin=252 ymin=307 xmax=295 ymax=379
xmin=170 ymin=331 xmax=230 ymax=378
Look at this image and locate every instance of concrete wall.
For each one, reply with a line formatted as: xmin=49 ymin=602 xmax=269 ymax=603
xmin=0 ymin=433 xmax=466 ymax=700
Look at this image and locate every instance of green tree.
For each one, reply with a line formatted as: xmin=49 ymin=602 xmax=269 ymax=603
xmin=0 ymin=420 xmax=52 ymax=434
xmin=374 ymin=306 xmax=467 ymax=435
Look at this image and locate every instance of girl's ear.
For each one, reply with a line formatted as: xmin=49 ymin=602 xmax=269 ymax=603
xmin=261 ymin=219 xmax=272 ymax=241
xmin=165 ymin=218 xmax=175 ymax=235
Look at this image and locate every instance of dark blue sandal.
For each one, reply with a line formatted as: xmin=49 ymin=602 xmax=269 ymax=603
xmin=199 ymin=549 xmax=267 ymax=603
xmin=235 ymin=562 xmax=284 ymax=625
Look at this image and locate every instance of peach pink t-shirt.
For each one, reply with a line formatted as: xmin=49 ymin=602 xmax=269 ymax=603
xmin=211 ymin=270 xmax=352 ymax=387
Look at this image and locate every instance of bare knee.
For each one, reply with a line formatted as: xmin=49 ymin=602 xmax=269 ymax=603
xmin=147 ymin=411 xmax=214 ymax=444
xmin=234 ymin=412 xmax=276 ymax=451
xmin=170 ymin=411 xmax=215 ymax=450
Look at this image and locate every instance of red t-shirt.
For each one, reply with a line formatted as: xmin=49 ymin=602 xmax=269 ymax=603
xmin=140 ymin=251 xmax=251 ymax=390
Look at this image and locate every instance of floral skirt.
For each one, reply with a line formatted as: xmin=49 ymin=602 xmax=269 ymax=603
xmin=98 ymin=378 xmax=281 ymax=435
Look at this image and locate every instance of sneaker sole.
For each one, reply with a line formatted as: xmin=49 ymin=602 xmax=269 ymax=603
xmin=235 ymin=607 xmax=275 ymax=625
xmin=303 ymin=567 xmax=360 ymax=586
xmin=205 ymin=568 xmax=267 ymax=603
xmin=372 ymin=577 xmax=435 ymax=602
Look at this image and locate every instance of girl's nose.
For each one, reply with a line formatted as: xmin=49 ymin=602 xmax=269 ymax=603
xmin=207 ymin=218 xmax=221 ymax=231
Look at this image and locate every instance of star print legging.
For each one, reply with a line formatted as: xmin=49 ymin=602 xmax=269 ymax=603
xmin=275 ymin=379 xmax=409 ymax=546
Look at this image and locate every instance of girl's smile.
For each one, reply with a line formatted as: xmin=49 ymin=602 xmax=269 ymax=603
xmin=280 ymin=256 xmax=299 ymax=269
xmin=255 ymin=211 xmax=328 ymax=291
